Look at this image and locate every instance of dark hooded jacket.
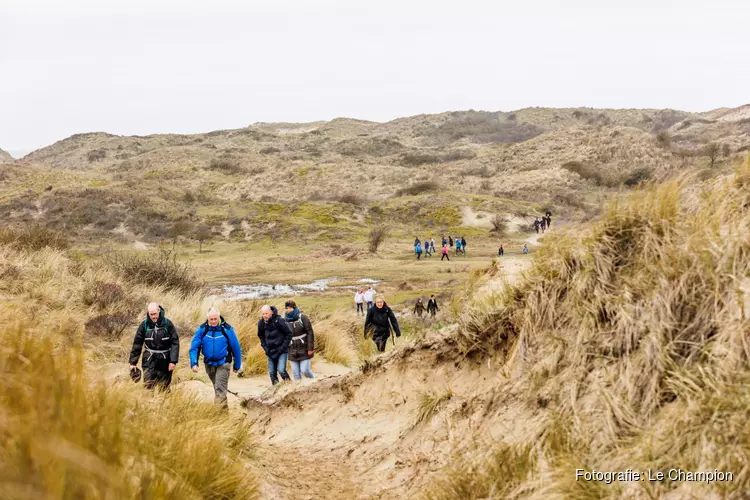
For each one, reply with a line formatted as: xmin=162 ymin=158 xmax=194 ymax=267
xmin=129 ymin=305 xmax=179 ymax=367
xmin=257 ymin=306 xmax=293 ymax=359
xmin=364 ymin=303 xmax=401 ymax=341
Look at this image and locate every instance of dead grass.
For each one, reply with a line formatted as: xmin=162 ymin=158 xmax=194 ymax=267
xmin=428 ymin=155 xmax=750 ymax=498
xmin=414 ymin=388 xmax=453 ymax=426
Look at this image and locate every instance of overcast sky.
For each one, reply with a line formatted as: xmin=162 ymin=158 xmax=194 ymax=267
xmin=1 ymin=0 xmax=748 ymax=156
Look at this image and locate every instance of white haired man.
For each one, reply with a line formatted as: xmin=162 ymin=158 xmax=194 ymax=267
xmin=129 ymin=302 xmax=179 ymax=390
xmin=257 ymin=305 xmax=293 ymax=385
xmin=189 ymin=307 xmax=243 ymax=409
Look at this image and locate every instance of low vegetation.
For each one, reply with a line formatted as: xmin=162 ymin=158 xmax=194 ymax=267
xmin=427 ymin=156 xmax=750 ymax=498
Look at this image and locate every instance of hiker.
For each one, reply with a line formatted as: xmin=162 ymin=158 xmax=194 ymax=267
xmin=441 ymin=243 xmax=450 ymax=261
xmin=540 ymin=218 xmax=546 ymax=233
xmin=413 ymin=298 xmax=426 ymax=317
xmin=364 ymin=296 xmax=401 ymax=353
xmin=546 ymin=214 xmax=552 ymax=228
xmin=449 ymin=236 xmax=453 ymax=247
xmin=522 ymin=243 xmax=529 ymax=254
xmin=455 ymin=238 xmax=462 ymax=255
xmin=442 ymin=236 xmax=447 ymax=246
xmin=129 ymin=302 xmax=179 ymax=391
xmin=498 ymin=244 xmax=504 ymax=256
xmin=427 ymin=295 xmax=439 ymax=317
xmin=354 ymin=289 xmax=365 ymax=315
xmin=533 ymin=218 xmax=540 ymax=234
xmin=257 ymin=305 xmax=293 ymax=385
xmin=431 ymin=238 xmax=436 ymax=251
xmin=461 ymin=237 xmax=467 ymax=254
xmin=424 ymin=239 xmax=431 ymax=257
xmin=415 ymin=242 xmax=423 ymax=260
xmin=284 ymin=300 xmax=315 ymax=381
xmin=414 ymin=237 xmax=421 ymax=250
xmin=364 ymin=286 xmax=376 ymax=311
xmin=189 ymin=307 xmax=242 ymax=408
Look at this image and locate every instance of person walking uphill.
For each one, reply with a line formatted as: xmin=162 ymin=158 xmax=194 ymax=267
xmin=129 ymin=302 xmax=179 ymax=391
xmin=364 ymin=296 xmax=401 ymax=353
xmin=258 ymin=305 xmax=293 ymax=385
xmin=189 ymin=307 xmax=242 ymax=409
xmin=427 ymin=295 xmax=439 ymax=317
xmin=413 ymin=298 xmax=426 ymax=317
xmin=284 ymin=300 xmax=315 ymax=381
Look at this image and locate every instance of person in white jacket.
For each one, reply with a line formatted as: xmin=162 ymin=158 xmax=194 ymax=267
xmin=354 ymin=289 xmax=366 ymax=315
xmin=363 ymin=286 xmax=376 ymax=312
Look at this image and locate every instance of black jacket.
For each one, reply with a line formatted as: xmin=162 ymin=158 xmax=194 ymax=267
xmin=287 ymin=313 xmax=314 ymax=362
xmin=364 ymin=304 xmax=401 ymax=340
xmin=427 ymin=299 xmax=439 ymax=312
xmin=257 ymin=306 xmax=293 ymax=359
xmin=129 ymin=306 xmax=179 ymax=367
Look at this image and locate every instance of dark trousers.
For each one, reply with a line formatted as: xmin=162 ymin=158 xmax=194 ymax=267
xmin=357 ymin=303 xmax=364 ymax=314
xmin=144 ymin=357 xmax=173 ymax=391
xmin=441 ymin=253 xmax=450 ymax=261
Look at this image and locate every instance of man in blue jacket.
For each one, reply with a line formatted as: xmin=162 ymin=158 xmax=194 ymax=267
xmin=258 ymin=305 xmax=293 ymax=385
xmin=189 ymin=307 xmax=242 ymax=409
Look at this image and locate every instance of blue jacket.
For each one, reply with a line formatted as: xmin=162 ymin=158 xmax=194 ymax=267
xmin=189 ymin=316 xmax=242 ymax=370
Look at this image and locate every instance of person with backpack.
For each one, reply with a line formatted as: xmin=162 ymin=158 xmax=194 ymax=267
xmin=413 ymin=298 xmax=426 ymax=317
xmin=455 ymin=238 xmax=462 ymax=255
xmin=441 ymin=243 xmax=450 ymax=261
xmin=129 ymin=302 xmax=179 ymax=391
xmin=284 ymin=300 xmax=315 ymax=381
xmin=364 ymin=296 xmax=401 ymax=353
xmin=415 ymin=242 xmax=423 ymax=260
xmin=427 ymin=295 xmax=439 ymax=317
xmin=354 ymin=289 xmax=366 ymax=315
xmin=189 ymin=307 xmax=242 ymax=409
xmin=498 ymin=244 xmax=504 ymax=256
xmin=257 ymin=305 xmax=293 ymax=385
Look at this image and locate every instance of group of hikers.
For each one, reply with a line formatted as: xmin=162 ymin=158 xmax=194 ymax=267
xmin=128 ymin=300 xmax=317 ymax=409
xmin=534 ymin=210 xmax=553 ymax=234
xmin=412 ymin=295 xmax=440 ymax=318
xmin=128 ymin=294 xmax=405 ymax=407
xmin=414 ymin=235 xmax=467 ymax=260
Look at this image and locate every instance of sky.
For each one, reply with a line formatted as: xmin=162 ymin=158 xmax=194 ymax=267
xmin=1 ymin=0 xmax=748 ymax=157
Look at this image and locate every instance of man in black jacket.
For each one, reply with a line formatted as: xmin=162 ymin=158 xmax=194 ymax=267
xmin=129 ymin=302 xmax=179 ymax=390
xmin=258 ymin=305 xmax=293 ymax=385
xmin=427 ymin=295 xmax=439 ymax=317
xmin=364 ymin=296 xmax=401 ymax=353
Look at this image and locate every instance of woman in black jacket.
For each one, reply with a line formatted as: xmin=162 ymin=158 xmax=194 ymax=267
xmin=284 ymin=300 xmax=315 ymax=380
xmin=364 ymin=296 xmax=401 ymax=352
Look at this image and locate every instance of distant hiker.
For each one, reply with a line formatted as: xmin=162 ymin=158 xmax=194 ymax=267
xmin=540 ymin=218 xmax=546 ymax=233
xmin=442 ymin=236 xmax=447 ymax=246
xmin=416 ymin=242 xmax=423 ymax=260
xmin=364 ymin=296 xmax=401 ymax=353
xmin=129 ymin=302 xmax=179 ymax=391
xmin=354 ymin=289 xmax=365 ymax=315
xmin=189 ymin=307 xmax=242 ymax=409
xmin=498 ymin=244 xmax=504 ymax=256
xmin=257 ymin=305 xmax=293 ymax=385
xmin=461 ymin=237 xmax=467 ymax=255
xmin=431 ymin=238 xmax=436 ymax=250
xmin=534 ymin=218 xmax=540 ymax=234
xmin=455 ymin=238 xmax=462 ymax=255
xmin=427 ymin=295 xmax=439 ymax=317
xmin=413 ymin=298 xmax=426 ymax=317
xmin=414 ymin=237 xmax=421 ymax=249
xmin=546 ymin=209 xmax=552 ymax=219
xmin=546 ymin=214 xmax=552 ymax=228
xmin=522 ymin=243 xmax=529 ymax=254
xmin=284 ymin=300 xmax=315 ymax=381
xmin=424 ymin=239 xmax=432 ymax=257
xmin=449 ymin=236 xmax=453 ymax=247
xmin=364 ymin=286 xmax=376 ymax=311
xmin=441 ymin=244 xmax=450 ymax=261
